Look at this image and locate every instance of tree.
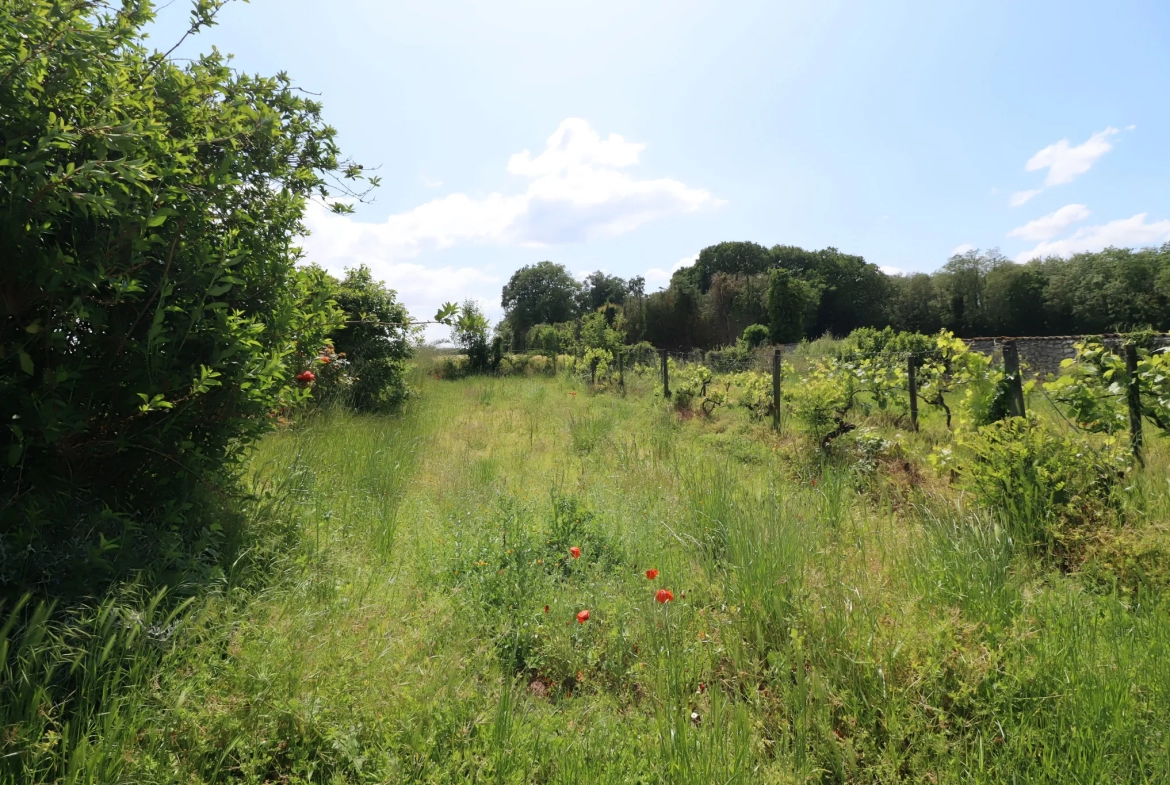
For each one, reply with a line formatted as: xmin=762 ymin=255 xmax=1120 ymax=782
xmin=694 ymin=241 xmax=771 ymax=292
xmin=500 ymin=262 xmax=581 ymax=348
xmin=767 ymin=269 xmax=818 ymax=343
xmin=322 ymin=266 xmax=416 ymax=411
xmin=578 ymin=271 xmax=629 ymax=312
xmin=888 ymin=273 xmax=945 ymax=334
xmin=452 ymin=300 xmax=491 ymax=372
xmin=0 ymin=1 xmax=367 ymax=528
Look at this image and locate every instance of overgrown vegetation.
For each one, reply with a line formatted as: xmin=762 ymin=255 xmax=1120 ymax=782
xmin=5 ymin=330 xmax=1170 ymax=782
xmin=4 ymin=3 xmax=1170 ymax=783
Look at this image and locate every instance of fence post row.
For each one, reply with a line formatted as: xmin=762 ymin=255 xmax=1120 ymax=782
xmin=661 ymin=349 xmax=670 ymax=399
xmin=1002 ymin=340 xmax=1026 ymax=418
xmin=1125 ymin=342 xmax=1144 ymax=465
xmin=907 ymin=354 xmax=919 ymax=432
xmin=771 ymin=348 xmax=781 ymax=432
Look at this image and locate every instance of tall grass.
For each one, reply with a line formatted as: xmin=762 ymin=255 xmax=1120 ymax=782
xmin=2 ymin=371 xmax=1168 ymax=782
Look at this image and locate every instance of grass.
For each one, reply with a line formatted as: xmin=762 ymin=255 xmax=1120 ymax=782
xmin=3 ymin=366 xmax=1169 ymax=782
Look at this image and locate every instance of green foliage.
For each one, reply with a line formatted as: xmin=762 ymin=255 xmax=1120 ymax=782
xmin=317 ymin=266 xmax=416 ymax=411
xmin=500 ymin=262 xmax=581 ymax=348
xmin=766 ymin=268 xmax=817 ymax=343
xmin=934 ymin=417 xmax=1129 ymax=548
xmin=739 ymin=323 xmax=769 ymax=349
xmin=577 ymin=271 xmax=629 ymax=312
xmin=451 ymin=300 xmax=491 ymax=373
xmin=0 ymin=1 xmax=362 ymax=561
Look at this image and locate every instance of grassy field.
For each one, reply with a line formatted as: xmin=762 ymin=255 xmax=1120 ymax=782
xmin=4 ymin=366 xmax=1170 ymax=783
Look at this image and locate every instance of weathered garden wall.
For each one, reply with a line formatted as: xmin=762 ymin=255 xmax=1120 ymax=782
xmin=964 ymin=335 xmax=1170 ymax=375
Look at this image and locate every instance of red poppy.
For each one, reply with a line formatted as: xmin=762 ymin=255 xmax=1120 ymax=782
xmin=576 ymin=609 xmax=590 ymax=623
xmin=543 ymin=605 xmax=549 ymax=613
xmin=645 ymin=568 xmax=658 ymax=580
xmin=296 ymin=370 xmax=316 ymax=384
xmin=569 ymin=546 xmax=581 ymax=559
xmin=656 ymin=588 xmax=674 ymax=604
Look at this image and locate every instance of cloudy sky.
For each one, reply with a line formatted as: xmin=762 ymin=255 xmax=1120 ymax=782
xmin=152 ymin=0 xmax=1170 ymax=332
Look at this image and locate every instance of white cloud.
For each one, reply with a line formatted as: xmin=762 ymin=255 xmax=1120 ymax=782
xmin=950 ymin=243 xmax=975 ymax=256
xmin=1025 ymin=126 xmax=1119 ymax=187
xmin=301 ymin=119 xmax=718 ymax=325
xmin=1008 ymin=189 xmax=1041 ymax=207
xmin=419 ymin=175 xmax=443 ymax=188
xmin=305 ymin=119 xmax=717 ymax=254
xmin=880 ymin=265 xmax=905 ymax=276
xmin=1015 ymin=213 xmax=1170 ymax=261
xmin=1007 ymin=204 xmax=1091 ymax=242
xmin=644 ymin=254 xmax=698 ymax=289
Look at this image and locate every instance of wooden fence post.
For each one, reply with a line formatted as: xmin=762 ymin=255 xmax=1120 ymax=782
xmin=1125 ymin=342 xmax=1144 ymax=465
xmin=772 ymin=348 xmax=781 ymax=431
xmin=661 ymin=349 xmax=670 ymax=399
xmin=618 ymin=351 xmax=625 ymax=395
xmin=907 ymin=355 xmax=919 ymax=432
xmin=1002 ymin=340 xmax=1026 ymax=418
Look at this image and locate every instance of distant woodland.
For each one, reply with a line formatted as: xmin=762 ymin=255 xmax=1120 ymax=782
xmin=498 ymin=242 xmax=1170 ymax=351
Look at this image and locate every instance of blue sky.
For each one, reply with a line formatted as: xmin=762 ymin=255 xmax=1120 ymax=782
xmin=151 ymin=0 xmax=1170 ymax=329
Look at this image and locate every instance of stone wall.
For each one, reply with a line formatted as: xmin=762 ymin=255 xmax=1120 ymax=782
xmin=963 ymin=335 xmax=1170 ymax=376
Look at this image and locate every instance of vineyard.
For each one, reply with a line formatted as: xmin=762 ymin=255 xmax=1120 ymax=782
xmin=7 ymin=330 xmax=1168 ymax=783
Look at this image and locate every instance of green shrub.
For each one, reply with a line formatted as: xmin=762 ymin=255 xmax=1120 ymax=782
xmin=934 ymin=417 xmax=1129 ymax=550
xmin=315 ymin=266 xmax=415 ymax=411
xmin=0 ymin=2 xmax=365 ymax=587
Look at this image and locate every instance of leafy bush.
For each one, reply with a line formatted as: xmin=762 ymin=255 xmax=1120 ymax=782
xmin=450 ymin=300 xmax=490 ymax=373
xmin=314 ymin=266 xmax=415 ymax=411
xmin=740 ymin=323 xmax=769 ymax=349
xmin=0 ymin=2 xmax=365 ymax=582
xmin=934 ymin=417 xmax=1129 ymax=549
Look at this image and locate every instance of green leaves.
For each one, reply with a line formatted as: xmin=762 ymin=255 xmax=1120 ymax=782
xmin=0 ymin=0 xmax=373 ymax=512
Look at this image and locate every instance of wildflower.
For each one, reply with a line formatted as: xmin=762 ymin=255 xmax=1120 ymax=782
xmin=577 ymin=609 xmax=590 ymax=623
xmin=544 ymin=605 xmax=549 ymax=613
xmin=296 ymin=370 xmax=316 ymax=384
xmin=645 ymin=568 xmax=658 ymax=580
xmin=656 ymin=588 xmax=674 ymax=604
xmin=570 ymin=391 xmax=577 ymax=397
xmin=570 ymin=546 xmax=581 ymax=559
xmin=318 ymin=355 xmax=332 ymax=364
xmin=811 ymin=479 xmax=817 ymax=487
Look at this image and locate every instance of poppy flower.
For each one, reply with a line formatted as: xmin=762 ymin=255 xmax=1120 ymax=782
xmin=569 ymin=546 xmax=581 ymax=559
xmin=576 ymin=609 xmax=590 ymax=623
xmin=296 ymin=370 xmax=316 ymax=384
xmin=544 ymin=605 xmax=549 ymax=613
xmin=656 ymin=588 xmax=674 ymax=604
xmin=645 ymin=568 xmax=658 ymax=580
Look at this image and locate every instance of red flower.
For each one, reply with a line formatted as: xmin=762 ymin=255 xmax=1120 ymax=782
xmin=543 ymin=605 xmax=549 ymax=613
xmin=576 ymin=609 xmax=590 ymax=623
xmin=645 ymin=568 xmax=658 ymax=580
xmin=656 ymin=588 xmax=674 ymax=604
xmin=296 ymin=370 xmax=316 ymax=384
xmin=318 ymin=355 xmax=332 ymax=364
xmin=569 ymin=546 xmax=581 ymax=559
xmin=811 ymin=479 xmax=817 ymax=487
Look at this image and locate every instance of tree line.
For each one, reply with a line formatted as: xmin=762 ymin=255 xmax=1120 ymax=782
xmin=498 ymin=241 xmax=1170 ymax=352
